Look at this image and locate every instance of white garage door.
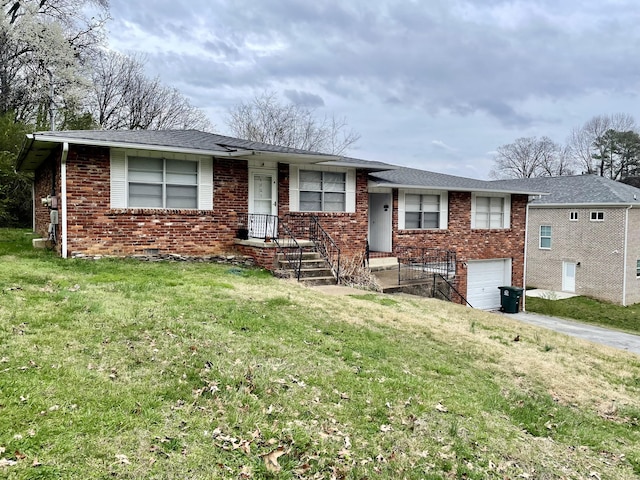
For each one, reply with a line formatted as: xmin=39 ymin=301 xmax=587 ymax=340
xmin=467 ymin=259 xmax=512 ymax=310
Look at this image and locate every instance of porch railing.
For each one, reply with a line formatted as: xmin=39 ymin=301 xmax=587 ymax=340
xmin=308 ymin=216 xmax=341 ymax=284
xmin=237 ymin=213 xmax=278 ymax=240
xmin=396 ymin=247 xmax=456 ymax=284
xmin=273 ymin=220 xmax=303 ymax=281
xmin=433 ymin=273 xmax=472 ymax=308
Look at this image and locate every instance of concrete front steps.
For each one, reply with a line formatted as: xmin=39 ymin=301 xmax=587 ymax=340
xmin=277 ymin=251 xmax=337 ymax=286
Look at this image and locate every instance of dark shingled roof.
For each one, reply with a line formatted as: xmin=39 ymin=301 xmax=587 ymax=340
xmin=17 ymin=129 xmax=395 ymax=171
xmin=370 ymin=166 xmax=545 ymax=195
xmin=491 ymin=175 xmax=640 ymax=205
xmin=27 ymin=129 xmax=328 ymax=154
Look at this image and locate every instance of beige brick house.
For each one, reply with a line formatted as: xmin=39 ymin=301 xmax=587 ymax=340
xmin=17 ymin=130 xmax=542 ymax=309
xmin=494 ymin=175 xmax=640 ymax=305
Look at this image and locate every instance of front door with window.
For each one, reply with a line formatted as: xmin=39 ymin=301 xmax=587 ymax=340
xmin=562 ymin=261 xmax=576 ymax=292
xmin=248 ymin=170 xmax=278 ymax=238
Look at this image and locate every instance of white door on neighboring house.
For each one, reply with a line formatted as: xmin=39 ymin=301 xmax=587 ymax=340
xmin=248 ymin=170 xmax=278 ymax=238
xmin=562 ymin=261 xmax=576 ymax=293
xmin=368 ymin=193 xmax=392 ymax=252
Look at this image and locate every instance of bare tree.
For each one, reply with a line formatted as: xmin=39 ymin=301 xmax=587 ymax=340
xmin=489 ymin=136 xmax=571 ymax=179
xmin=566 ymin=113 xmax=636 ymax=175
xmin=88 ymin=50 xmax=213 ymax=131
xmin=227 ymin=91 xmax=360 ymax=154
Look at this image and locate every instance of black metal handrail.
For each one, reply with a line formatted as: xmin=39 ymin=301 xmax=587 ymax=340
xmin=397 ymin=247 xmax=456 ymax=284
xmin=237 ymin=213 xmax=278 ymax=240
xmin=309 ymin=215 xmax=341 ymax=284
xmin=273 ymin=219 xmax=303 ymax=281
xmin=434 ymin=273 xmax=473 ymax=308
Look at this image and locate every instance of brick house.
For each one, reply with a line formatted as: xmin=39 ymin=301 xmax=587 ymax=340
xmin=17 ymin=129 xmax=541 ymax=309
xmin=494 ymin=175 xmax=640 ymax=305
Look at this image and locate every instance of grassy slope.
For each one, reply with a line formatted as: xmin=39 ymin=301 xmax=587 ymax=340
xmin=526 ymin=295 xmax=640 ymax=335
xmin=1 ymin=229 xmax=639 ymax=479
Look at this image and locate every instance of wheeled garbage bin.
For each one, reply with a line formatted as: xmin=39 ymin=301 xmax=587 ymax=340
xmin=498 ymin=286 xmax=524 ymax=313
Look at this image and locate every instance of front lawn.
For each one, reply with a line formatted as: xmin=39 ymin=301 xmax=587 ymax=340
xmin=1 ymin=229 xmax=640 ymax=479
xmin=526 ymin=295 xmax=640 ymax=335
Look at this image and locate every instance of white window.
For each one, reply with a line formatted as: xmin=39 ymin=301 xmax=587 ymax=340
xmin=637 ymin=259 xmax=640 ymax=278
xmin=590 ymin=211 xmax=604 ymax=221
xmin=299 ymin=170 xmax=346 ymax=212
xmin=570 ymin=211 xmax=578 ymax=221
xmin=398 ymin=190 xmax=448 ymax=230
xmin=474 ymin=195 xmax=508 ymax=229
xmin=128 ymin=157 xmax=198 ymax=208
xmin=539 ymin=225 xmax=551 ymax=249
xmin=405 ymin=194 xmax=440 ymax=229
xmin=289 ymin=165 xmax=356 ymax=213
xmin=110 ymin=150 xmax=213 ymax=210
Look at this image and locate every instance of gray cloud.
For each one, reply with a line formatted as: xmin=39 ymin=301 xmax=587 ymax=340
xmin=107 ymin=0 xmax=640 ymax=177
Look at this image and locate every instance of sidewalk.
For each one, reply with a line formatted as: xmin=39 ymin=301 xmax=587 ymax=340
xmin=503 ymin=310 xmax=640 ymax=356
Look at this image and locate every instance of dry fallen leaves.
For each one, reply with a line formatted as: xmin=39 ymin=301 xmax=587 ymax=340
xmin=262 ymin=446 xmax=287 ymax=473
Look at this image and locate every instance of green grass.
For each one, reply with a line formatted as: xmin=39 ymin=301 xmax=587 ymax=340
xmin=526 ymin=295 xmax=640 ymax=335
xmin=1 ymin=228 xmax=640 ymax=479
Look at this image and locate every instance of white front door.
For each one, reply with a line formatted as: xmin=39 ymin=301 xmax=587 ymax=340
xmin=249 ymin=170 xmax=278 ymax=238
xmin=562 ymin=261 xmax=576 ymax=292
xmin=368 ymin=193 xmax=392 ymax=252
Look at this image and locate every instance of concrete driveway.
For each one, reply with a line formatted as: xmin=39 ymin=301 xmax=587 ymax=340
xmin=504 ymin=311 xmax=640 ymax=356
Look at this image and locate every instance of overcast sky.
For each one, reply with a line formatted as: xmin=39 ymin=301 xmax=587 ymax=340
xmin=106 ymin=0 xmax=640 ymax=179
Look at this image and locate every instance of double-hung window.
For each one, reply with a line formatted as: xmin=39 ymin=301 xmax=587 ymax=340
xmin=475 ymin=196 xmax=505 ymax=229
xmin=539 ymin=225 xmax=552 ymax=249
xmin=299 ymin=170 xmax=346 ymax=212
xmin=128 ymin=157 xmax=198 ymax=209
xmin=405 ymin=194 xmax=440 ymax=229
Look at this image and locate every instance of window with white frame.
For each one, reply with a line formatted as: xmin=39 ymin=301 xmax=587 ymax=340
xmin=299 ymin=170 xmax=346 ymax=212
xmin=637 ymin=260 xmax=640 ymax=277
xmin=539 ymin=225 xmax=551 ymax=249
xmin=405 ymin=194 xmax=440 ymax=229
xmin=128 ymin=157 xmax=198 ymax=208
xmin=570 ymin=211 xmax=578 ymax=221
xmin=590 ymin=211 xmax=604 ymax=221
xmin=475 ymin=196 xmax=505 ymax=229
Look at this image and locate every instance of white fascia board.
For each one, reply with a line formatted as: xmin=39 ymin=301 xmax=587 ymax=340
xmin=28 ymin=134 xmax=253 ymax=157
xmin=368 ymin=181 xmax=547 ymax=196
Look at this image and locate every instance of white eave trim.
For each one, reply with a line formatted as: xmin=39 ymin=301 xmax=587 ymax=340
xmin=27 ymin=134 xmax=254 ymax=157
xmin=368 ymin=181 xmax=546 ymax=196
xmin=529 ymin=202 xmax=639 ymax=208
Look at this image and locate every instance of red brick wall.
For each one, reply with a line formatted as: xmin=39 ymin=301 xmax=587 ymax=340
xmin=33 ymin=145 xmax=251 ymax=257
xmin=277 ymin=166 xmax=369 ymax=258
xmin=393 ymin=191 xmax=527 ymax=299
xmin=33 ymin=147 xmax=62 ymax=253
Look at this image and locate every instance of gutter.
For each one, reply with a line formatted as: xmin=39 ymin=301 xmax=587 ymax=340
xmin=622 ymin=205 xmax=632 ymax=306
xmin=522 ymin=202 xmax=530 ymax=312
xmin=367 ymin=181 xmax=547 ymax=196
xmin=61 ymin=143 xmax=69 ymax=258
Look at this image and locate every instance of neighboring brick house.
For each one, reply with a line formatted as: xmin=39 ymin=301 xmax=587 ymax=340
xmin=494 ymin=175 xmax=640 ymax=305
xmin=17 ymin=129 xmax=542 ymax=309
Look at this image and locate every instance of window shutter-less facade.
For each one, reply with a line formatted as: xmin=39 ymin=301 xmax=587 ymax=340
xmin=110 ymin=149 xmax=126 ymax=208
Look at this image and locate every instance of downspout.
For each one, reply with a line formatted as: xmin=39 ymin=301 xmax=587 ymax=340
xmin=522 ymin=202 xmax=530 ymax=311
xmin=622 ymin=205 xmax=632 ymax=306
xmin=61 ymin=143 xmax=69 ymax=258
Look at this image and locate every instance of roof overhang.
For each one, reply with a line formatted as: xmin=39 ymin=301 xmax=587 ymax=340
xmin=529 ymin=202 xmax=637 ymax=208
xmin=368 ymin=180 xmax=548 ymax=196
xmin=16 ymin=133 xmax=349 ymax=171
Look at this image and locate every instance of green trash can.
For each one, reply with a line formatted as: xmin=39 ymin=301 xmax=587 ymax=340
xmin=498 ymin=286 xmax=524 ymax=313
